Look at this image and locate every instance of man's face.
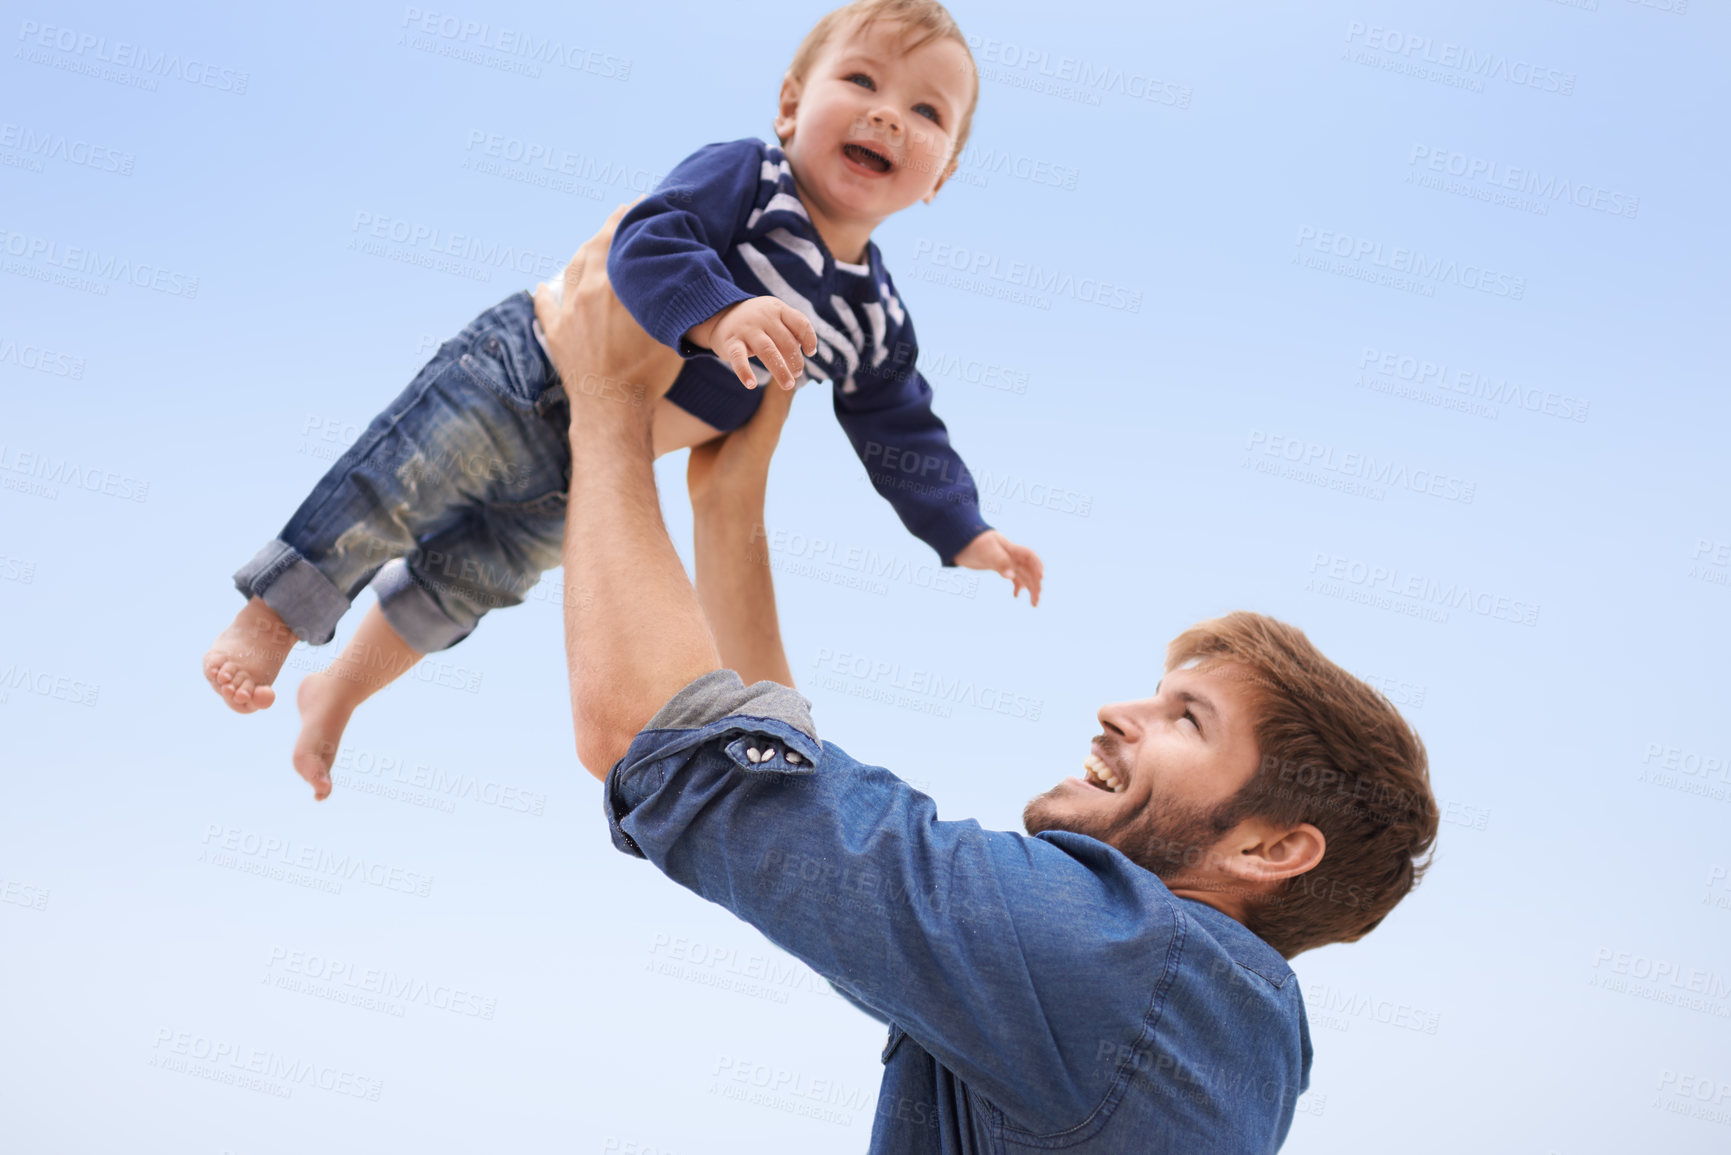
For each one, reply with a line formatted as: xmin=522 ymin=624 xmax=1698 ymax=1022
xmin=777 ymin=20 xmax=974 ymax=227
xmin=1023 ymin=664 xmax=1264 ymax=882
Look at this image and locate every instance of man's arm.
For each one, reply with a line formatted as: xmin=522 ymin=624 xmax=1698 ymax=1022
xmin=535 ymin=206 xmax=723 ymax=778
xmin=601 ymin=710 xmax=1190 ymax=1135
xmin=686 ymin=381 xmax=798 ymax=688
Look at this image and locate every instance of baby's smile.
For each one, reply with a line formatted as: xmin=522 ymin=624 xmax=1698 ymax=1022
xmin=841 ymin=141 xmax=895 ymax=174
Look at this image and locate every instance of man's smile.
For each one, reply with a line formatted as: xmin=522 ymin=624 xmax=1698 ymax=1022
xmin=1083 ymin=745 xmax=1127 ymax=793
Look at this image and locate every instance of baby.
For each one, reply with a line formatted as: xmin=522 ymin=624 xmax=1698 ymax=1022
xmin=203 ymin=0 xmax=1044 ymax=796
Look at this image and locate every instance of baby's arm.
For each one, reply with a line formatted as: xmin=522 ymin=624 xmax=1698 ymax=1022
xmin=609 ymin=141 xmax=815 ymax=388
xmin=953 ymin=529 xmax=1044 ymax=607
xmin=687 ymin=296 xmax=816 ymax=391
xmin=832 ymin=352 xmax=1044 ymax=605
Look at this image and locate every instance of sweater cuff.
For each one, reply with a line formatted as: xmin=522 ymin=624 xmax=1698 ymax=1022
xmin=923 ymin=510 xmax=994 ymax=568
xmin=656 ymin=277 xmax=754 ymax=356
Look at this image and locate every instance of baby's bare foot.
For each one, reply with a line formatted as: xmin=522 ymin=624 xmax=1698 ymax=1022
xmin=204 ymin=597 xmax=299 ymax=713
xmin=293 ymin=674 xmax=355 ymax=801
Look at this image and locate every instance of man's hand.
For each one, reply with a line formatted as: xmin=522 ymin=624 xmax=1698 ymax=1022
xmin=534 ymin=203 xmax=683 ymax=434
xmin=687 ymin=381 xmax=800 ymax=688
xmin=686 ymin=296 xmax=818 ymax=391
xmin=954 ymin=530 xmax=1045 ymax=607
xmin=687 ymin=378 xmax=798 ymax=515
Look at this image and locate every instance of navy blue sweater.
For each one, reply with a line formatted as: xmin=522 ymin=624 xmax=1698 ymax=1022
xmin=607 ymin=138 xmax=990 ymax=566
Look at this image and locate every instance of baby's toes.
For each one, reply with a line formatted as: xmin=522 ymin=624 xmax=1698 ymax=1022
xmin=250 ymin=683 xmax=277 ymax=710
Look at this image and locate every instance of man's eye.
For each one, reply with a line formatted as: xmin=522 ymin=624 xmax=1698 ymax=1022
xmin=914 ymin=102 xmax=941 ymax=123
xmin=847 ymin=72 xmax=875 ymax=90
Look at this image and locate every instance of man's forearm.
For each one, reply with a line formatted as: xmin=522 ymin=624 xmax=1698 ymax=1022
xmin=565 ymin=413 xmax=720 ymax=778
xmin=539 ymin=208 xmax=722 ymax=779
xmin=694 ymin=497 xmax=795 ymax=689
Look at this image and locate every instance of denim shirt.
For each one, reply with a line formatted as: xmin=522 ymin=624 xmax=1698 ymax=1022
xmin=604 ymin=671 xmax=1314 ymax=1153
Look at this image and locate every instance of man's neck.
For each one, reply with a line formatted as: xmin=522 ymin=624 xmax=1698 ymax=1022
xmin=1168 ymin=883 xmax=1250 ymax=924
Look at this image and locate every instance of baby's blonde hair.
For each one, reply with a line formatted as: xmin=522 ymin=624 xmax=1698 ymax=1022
xmin=781 ymin=0 xmax=979 ymax=158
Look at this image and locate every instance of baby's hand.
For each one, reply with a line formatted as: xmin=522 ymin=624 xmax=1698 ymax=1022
xmin=954 ymin=530 xmax=1044 ymax=607
xmin=686 ymin=296 xmax=818 ymax=390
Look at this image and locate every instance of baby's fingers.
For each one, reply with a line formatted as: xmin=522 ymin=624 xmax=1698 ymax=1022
xmin=1010 ymin=567 xmax=1038 ymax=609
xmin=721 ymin=339 xmax=758 ymax=389
xmin=779 ymin=303 xmax=819 ymax=357
xmin=766 ymin=320 xmax=808 ymax=388
xmin=748 ymin=329 xmax=797 ymax=389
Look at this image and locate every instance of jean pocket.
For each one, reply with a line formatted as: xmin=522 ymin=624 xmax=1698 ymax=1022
xmin=461 ymin=330 xmax=547 ymax=411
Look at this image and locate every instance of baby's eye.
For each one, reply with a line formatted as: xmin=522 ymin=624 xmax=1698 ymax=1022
xmin=1182 ymin=709 xmax=1200 ymax=731
xmin=914 ymin=102 xmax=941 ymax=123
xmin=846 ymin=72 xmax=875 ymax=90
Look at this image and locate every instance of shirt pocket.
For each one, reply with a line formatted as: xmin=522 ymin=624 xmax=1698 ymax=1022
xmin=722 ymin=732 xmax=816 ymax=775
xmin=882 ymin=1023 xmax=909 ymax=1063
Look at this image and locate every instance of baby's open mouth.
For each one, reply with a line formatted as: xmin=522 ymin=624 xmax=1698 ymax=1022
xmin=843 ymin=143 xmax=893 ymax=173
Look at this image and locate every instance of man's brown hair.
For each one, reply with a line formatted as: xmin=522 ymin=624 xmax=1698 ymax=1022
xmin=781 ymin=0 xmax=980 ymax=159
xmin=1166 ymin=612 xmax=1438 ymax=958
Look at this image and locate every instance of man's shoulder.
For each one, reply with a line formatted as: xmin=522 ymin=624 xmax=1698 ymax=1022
xmin=1025 ymin=830 xmax=1297 ymax=989
xmin=1176 ymin=897 xmax=1296 ymax=990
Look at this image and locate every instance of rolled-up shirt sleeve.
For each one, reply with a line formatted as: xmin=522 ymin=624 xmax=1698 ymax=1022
xmin=603 ymin=670 xmax=1179 ymax=1134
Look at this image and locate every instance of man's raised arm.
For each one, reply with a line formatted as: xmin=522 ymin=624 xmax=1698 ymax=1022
xmin=535 ymin=206 xmax=721 ymax=779
xmin=685 ymin=382 xmax=799 ymax=690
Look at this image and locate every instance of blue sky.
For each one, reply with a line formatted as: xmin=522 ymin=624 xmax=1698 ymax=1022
xmin=2 ymin=0 xmax=1728 ymax=1151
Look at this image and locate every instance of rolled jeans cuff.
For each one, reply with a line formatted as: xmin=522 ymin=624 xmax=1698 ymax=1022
xmin=233 ymin=539 xmax=350 ymax=646
xmin=371 ymin=558 xmax=473 ymax=654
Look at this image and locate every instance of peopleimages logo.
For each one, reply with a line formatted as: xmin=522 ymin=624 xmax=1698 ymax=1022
xmin=149 ymin=1028 xmax=383 ymax=1100
xmin=15 ymin=20 xmax=250 ymax=93
xmin=0 ymin=121 xmax=134 ymax=175
xmin=1307 ymin=552 xmax=1541 ymax=627
xmin=1407 ymin=146 xmax=1639 ymax=219
xmin=964 ymin=34 xmax=1193 ymax=109
xmin=911 ymin=239 xmax=1143 ymax=313
xmin=812 ymin=647 xmax=1044 ymax=721
xmin=1356 ymin=347 xmax=1589 ymax=423
xmin=398 ymin=7 xmax=631 ymax=80
xmin=1343 ymin=21 xmax=1576 ymax=95
xmin=1294 ymin=227 xmax=1526 ymax=300
xmin=0 ymin=228 xmax=199 ymax=298
xmin=1244 ymin=430 xmax=1477 ymax=504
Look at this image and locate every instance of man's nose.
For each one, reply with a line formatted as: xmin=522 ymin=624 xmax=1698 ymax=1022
xmin=1097 ymin=703 xmax=1139 ymax=742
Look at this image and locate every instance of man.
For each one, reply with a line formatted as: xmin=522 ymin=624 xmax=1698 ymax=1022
xmin=541 ymin=207 xmax=1439 ymax=1153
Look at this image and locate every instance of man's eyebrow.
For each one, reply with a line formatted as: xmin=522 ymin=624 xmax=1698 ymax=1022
xmin=1173 ymin=689 xmax=1219 ymax=727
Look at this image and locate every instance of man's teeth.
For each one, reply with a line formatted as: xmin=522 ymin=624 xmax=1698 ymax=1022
xmin=1082 ymin=753 xmax=1124 ymax=793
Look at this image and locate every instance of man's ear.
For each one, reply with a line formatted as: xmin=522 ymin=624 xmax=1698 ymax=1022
xmin=1222 ymin=820 xmax=1326 ymax=887
xmin=773 ymin=73 xmax=802 ymax=146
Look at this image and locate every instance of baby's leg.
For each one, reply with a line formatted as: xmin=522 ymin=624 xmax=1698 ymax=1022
xmin=288 ymin=395 xmax=574 ymax=796
xmin=292 ymin=601 xmax=423 ymax=800
xmin=206 ymin=293 xmax=549 ymax=714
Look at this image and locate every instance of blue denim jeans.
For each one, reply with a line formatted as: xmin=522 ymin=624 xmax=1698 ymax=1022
xmin=233 ymin=291 xmax=571 ymax=652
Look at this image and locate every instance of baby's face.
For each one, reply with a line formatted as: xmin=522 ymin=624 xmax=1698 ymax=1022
xmin=777 ymin=20 xmax=974 ymax=232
